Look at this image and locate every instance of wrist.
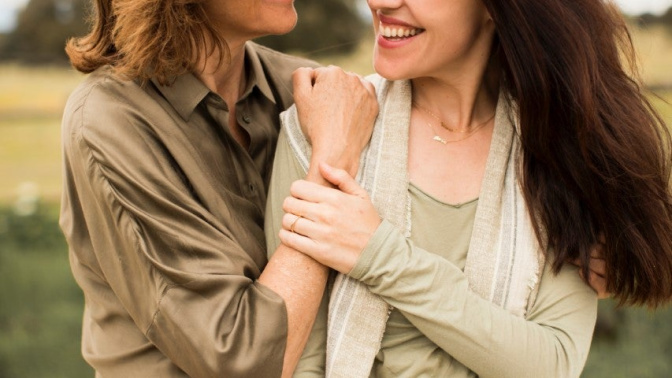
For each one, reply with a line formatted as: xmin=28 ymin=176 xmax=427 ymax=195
xmin=309 ymin=147 xmax=360 ymax=178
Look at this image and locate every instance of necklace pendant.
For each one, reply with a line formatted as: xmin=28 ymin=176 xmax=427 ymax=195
xmin=433 ymin=135 xmax=448 ymax=144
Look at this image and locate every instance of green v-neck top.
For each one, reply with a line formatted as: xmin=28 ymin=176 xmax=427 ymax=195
xmin=406 ymin=182 xmax=477 ymax=269
xmin=266 ymin=129 xmax=597 ymax=378
xmin=373 ymin=183 xmax=478 ymax=376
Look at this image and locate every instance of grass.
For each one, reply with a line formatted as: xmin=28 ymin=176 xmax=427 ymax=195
xmin=583 ymin=301 xmax=672 ymax=378
xmin=0 ymin=118 xmax=63 ymax=203
xmin=0 ymin=65 xmax=83 ymax=203
xmin=631 ymin=25 xmax=672 ymax=86
xmin=0 ymin=65 xmax=83 ymax=119
xmin=0 ymin=245 xmax=92 ymax=377
xmin=0 ymin=205 xmax=93 ymax=377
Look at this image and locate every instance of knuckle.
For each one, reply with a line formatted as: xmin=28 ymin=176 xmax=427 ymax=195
xmin=292 ymin=67 xmax=308 ymax=80
xmin=282 ymin=197 xmax=292 ymax=211
xmin=325 ymin=192 xmax=338 ymax=205
xmin=289 ymin=180 xmax=301 ymax=195
xmin=281 ymin=213 xmax=292 ymax=226
xmin=319 ymin=208 xmax=333 ymax=223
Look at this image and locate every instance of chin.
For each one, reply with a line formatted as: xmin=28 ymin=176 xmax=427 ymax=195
xmin=270 ymin=11 xmax=298 ymax=35
xmin=373 ymin=59 xmax=410 ymax=81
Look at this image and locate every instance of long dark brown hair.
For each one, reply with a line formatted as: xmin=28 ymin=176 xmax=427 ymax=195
xmin=482 ymin=0 xmax=672 ymax=307
xmin=65 ymin=0 xmax=226 ymax=85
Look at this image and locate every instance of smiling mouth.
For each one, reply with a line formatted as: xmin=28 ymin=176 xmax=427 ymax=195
xmin=379 ymin=22 xmax=425 ymax=40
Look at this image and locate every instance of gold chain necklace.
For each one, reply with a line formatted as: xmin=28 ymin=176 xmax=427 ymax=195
xmin=412 ymin=103 xmax=496 ymax=144
xmin=412 ymin=101 xmax=461 ymax=132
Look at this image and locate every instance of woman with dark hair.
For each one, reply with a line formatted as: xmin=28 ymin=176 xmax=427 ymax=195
xmin=60 ymin=0 xmax=378 ymax=376
xmin=265 ymin=0 xmax=672 ymax=376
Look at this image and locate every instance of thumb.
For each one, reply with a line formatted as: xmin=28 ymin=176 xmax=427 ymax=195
xmin=319 ymin=162 xmax=365 ymax=196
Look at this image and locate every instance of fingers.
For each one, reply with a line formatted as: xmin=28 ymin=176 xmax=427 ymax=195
xmin=589 ymin=248 xmax=605 ymax=260
xmin=292 ymin=67 xmax=316 ymax=97
xmin=311 ymin=66 xmax=370 ymax=94
xmin=579 ymin=269 xmax=610 ymax=299
xmin=282 ymin=195 xmax=318 ymax=221
xmin=319 ymin=163 xmax=368 ymax=197
xmin=278 ymin=228 xmax=355 ymax=275
xmin=279 ymin=229 xmax=321 ymax=261
xmin=572 ymin=243 xmax=610 ymax=298
xmin=588 ymin=256 xmax=606 ymax=278
xmin=289 ymin=179 xmax=340 ymax=203
xmin=360 ymin=77 xmax=376 ymax=96
xmin=281 ymin=212 xmax=314 ymax=236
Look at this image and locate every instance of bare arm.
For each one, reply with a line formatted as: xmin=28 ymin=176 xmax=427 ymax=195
xmin=259 ymin=66 xmax=378 ymax=377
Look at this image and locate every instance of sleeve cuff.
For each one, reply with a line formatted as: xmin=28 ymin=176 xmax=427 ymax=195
xmin=348 ymin=219 xmax=397 ymax=280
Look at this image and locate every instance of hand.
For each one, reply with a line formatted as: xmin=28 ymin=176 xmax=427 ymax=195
xmin=570 ymin=239 xmax=611 ymax=299
xmin=279 ymin=163 xmax=382 ymax=274
xmin=292 ymin=66 xmax=378 ymax=177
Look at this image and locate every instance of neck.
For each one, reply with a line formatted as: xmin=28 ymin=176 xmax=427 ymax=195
xmin=411 ymin=51 xmax=500 ymax=131
xmin=194 ymin=38 xmax=248 ymax=108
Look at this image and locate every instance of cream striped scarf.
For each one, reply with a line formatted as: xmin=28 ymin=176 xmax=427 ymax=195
xmin=281 ymin=75 xmax=544 ymax=378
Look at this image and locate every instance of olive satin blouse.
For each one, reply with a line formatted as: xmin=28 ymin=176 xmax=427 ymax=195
xmin=60 ymin=42 xmax=317 ymax=377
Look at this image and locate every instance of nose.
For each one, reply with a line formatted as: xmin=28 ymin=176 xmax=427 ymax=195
xmin=368 ymin=0 xmax=404 ymax=11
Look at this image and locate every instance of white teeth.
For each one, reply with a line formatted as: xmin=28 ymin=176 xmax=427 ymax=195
xmin=379 ymin=22 xmax=422 ymax=38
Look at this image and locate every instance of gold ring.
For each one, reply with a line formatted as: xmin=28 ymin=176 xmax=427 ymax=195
xmin=290 ymin=214 xmax=302 ymax=233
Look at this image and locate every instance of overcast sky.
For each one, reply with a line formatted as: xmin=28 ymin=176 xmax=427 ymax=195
xmin=1 ymin=0 xmax=672 ymax=33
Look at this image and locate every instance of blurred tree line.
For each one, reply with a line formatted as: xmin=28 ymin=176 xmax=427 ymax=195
xmin=0 ymin=0 xmax=368 ymax=63
xmin=638 ymin=7 xmax=672 ymax=28
xmin=2 ymin=0 xmax=672 ymax=64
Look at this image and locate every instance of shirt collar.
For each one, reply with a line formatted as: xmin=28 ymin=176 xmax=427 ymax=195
xmin=151 ymin=41 xmax=276 ymax=121
xmin=244 ymin=42 xmax=276 ymax=105
xmin=151 ymin=73 xmax=210 ymax=121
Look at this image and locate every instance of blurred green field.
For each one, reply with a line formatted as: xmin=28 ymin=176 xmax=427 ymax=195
xmin=0 ymin=65 xmax=82 ymax=203
xmin=1 ymin=25 xmax=670 ymax=203
xmin=0 ymin=24 xmax=671 ymax=377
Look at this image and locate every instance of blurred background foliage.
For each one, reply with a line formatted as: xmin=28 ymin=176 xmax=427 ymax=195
xmin=0 ymin=0 xmax=671 ymax=377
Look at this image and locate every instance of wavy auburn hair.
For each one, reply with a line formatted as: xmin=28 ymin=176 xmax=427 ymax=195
xmin=482 ymin=0 xmax=672 ymax=306
xmin=66 ymin=0 xmax=226 ymax=85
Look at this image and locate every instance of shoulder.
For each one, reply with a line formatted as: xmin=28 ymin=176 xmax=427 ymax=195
xmin=62 ymin=66 xmax=161 ymax=158
xmin=249 ymin=41 xmax=320 ymax=73
xmin=247 ymin=42 xmax=320 ymax=108
xmin=529 ymin=262 xmax=597 ymax=319
xmin=63 ymin=67 xmax=155 ymax=134
xmin=65 ymin=66 xmax=145 ymax=114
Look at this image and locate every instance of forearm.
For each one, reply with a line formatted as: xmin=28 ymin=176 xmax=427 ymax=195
xmin=351 ymin=220 xmax=597 ymax=378
xmin=261 ymin=139 xmax=352 ymax=376
xmin=258 ymin=246 xmax=328 ymax=377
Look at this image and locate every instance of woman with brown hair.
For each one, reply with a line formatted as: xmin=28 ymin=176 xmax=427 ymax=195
xmin=266 ymin=0 xmax=672 ymax=376
xmin=60 ymin=0 xmax=378 ymax=376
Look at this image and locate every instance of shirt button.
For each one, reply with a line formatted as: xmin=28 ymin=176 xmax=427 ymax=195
xmin=242 ymin=114 xmax=251 ymax=123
